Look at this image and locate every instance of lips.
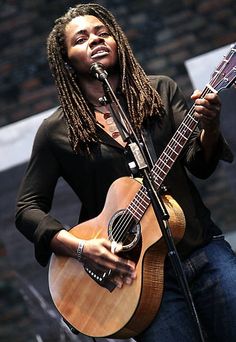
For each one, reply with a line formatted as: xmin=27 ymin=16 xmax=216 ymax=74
xmin=91 ymin=45 xmax=109 ymax=59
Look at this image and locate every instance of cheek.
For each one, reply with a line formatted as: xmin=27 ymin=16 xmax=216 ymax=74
xmin=110 ymin=41 xmax=118 ymax=61
xmin=68 ymin=48 xmax=88 ymax=70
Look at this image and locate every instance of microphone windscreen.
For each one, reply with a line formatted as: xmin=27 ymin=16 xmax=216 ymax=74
xmin=90 ymin=63 xmax=108 ymax=81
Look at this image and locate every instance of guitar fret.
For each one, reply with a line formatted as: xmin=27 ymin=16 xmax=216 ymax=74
xmin=206 ymin=83 xmax=218 ymax=93
xmin=150 ymin=173 xmax=163 ymax=189
xmin=128 ymin=207 xmax=142 ymax=221
xmin=180 ymin=123 xmax=195 ymax=136
xmin=127 ymin=188 xmax=150 ymax=220
xmin=133 ymin=197 xmax=148 ymax=209
xmin=154 ymin=163 xmax=168 ymax=176
xmin=176 ymin=131 xmax=188 ymax=140
xmin=159 ymin=159 xmax=170 ymax=168
xmin=163 ymin=151 xmax=175 ymax=163
xmin=182 ymin=121 xmax=193 ymax=132
xmin=132 ymin=197 xmax=147 ymax=212
xmin=136 ymin=211 xmax=143 ymax=221
xmin=151 ymin=169 xmax=164 ymax=180
xmin=172 ymin=137 xmax=183 ymax=147
xmin=153 ymin=178 xmax=162 ymax=189
xmin=166 ymin=145 xmax=179 ymax=156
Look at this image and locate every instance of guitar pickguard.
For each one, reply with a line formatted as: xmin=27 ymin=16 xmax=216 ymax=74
xmin=84 ymin=264 xmax=116 ymax=292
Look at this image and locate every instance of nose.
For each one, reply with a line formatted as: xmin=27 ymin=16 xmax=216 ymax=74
xmin=89 ymin=34 xmax=104 ymax=48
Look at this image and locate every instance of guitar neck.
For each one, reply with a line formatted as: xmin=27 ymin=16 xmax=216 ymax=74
xmin=127 ymin=42 xmax=236 ymax=222
xmin=150 ymin=85 xmax=215 ymax=190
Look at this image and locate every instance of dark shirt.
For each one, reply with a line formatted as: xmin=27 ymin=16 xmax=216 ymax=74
xmin=15 ymin=75 xmax=233 ymax=266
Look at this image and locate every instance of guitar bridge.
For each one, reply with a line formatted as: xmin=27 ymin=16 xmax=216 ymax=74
xmin=84 ymin=263 xmax=116 ymax=292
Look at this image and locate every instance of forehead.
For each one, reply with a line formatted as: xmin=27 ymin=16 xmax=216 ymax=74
xmin=65 ymin=15 xmax=106 ymax=36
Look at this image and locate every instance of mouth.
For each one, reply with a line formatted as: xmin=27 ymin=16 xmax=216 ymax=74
xmin=91 ymin=46 xmax=109 ymax=59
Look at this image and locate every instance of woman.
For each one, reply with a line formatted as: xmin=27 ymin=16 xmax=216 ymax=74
xmin=15 ymin=3 xmax=236 ymax=341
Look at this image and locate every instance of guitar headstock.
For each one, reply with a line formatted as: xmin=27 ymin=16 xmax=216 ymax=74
xmin=209 ymin=43 xmax=236 ymax=92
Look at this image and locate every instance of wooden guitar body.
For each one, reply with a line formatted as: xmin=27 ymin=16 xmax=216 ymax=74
xmin=49 ymin=177 xmax=185 ymax=338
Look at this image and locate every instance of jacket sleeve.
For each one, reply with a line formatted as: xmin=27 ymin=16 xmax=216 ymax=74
xmin=15 ymin=118 xmax=65 ymax=266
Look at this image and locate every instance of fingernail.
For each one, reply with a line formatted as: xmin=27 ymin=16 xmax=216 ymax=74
xmin=125 ymin=278 xmax=132 ymax=285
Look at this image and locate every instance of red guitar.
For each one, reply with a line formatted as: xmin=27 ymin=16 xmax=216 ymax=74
xmin=49 ymin=43 xmax=236 ymax=339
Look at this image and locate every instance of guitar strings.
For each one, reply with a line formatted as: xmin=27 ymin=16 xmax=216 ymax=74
xmin=109 ymin=187 xmax=149 ymax=243
xmin=109 ymin=61 xmax=234 ymax=244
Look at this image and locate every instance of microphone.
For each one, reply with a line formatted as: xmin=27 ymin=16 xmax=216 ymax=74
xmin=90 ymin=62 xmax=108 ymax=82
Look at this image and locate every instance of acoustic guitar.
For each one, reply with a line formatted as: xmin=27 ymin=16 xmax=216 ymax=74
xmin=49 ymin=43 xmax=236 ymax=339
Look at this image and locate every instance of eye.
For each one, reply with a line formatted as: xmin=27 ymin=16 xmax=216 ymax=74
xmin=99 ymin=32 xmax=110 ymax=38
xmin=75 ymin=36 xmax=87 ymax=45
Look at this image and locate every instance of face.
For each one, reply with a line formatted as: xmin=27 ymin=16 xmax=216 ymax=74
xmin=64 ymin=15 xmax=118 ymax=76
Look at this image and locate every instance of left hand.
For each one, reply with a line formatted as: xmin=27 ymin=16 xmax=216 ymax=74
xmin=191 ymin=90 xmax=221 ymax=133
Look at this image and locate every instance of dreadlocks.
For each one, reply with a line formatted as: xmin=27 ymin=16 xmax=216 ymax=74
xmin=47 ymin=3 xmax=165 ymax=152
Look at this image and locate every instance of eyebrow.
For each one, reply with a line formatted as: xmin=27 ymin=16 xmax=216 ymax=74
xmin=73 ymin=25 xmax=107 ymax=38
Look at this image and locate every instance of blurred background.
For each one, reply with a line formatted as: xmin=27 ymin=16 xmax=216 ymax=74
xmin=0 ymin=0 xmax=236 ymax=341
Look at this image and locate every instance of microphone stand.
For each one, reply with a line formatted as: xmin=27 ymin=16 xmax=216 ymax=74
xmin=90 ymin=63 xmax=206 ymax=342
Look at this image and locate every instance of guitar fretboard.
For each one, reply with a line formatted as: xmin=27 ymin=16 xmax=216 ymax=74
xmin=150 ymin=108 xmax=198 ymax=189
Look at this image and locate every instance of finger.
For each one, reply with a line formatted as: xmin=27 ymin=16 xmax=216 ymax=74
xmin=112 ymin=272 xmax=135 ymax=288
xmin=124 ymin=276 xmax=133 ymax=285
xmin=194 ymin=97 xmax=214 ymax=110
xmin=112 ymin=274 xmax=124 ymax=289
xmin=195 ymin=94 xmax=221 ymax=112
xmin=204 ymin=92 xmax=221 ymax=105
xmin=113 ymin=275 xmax=134 ymax=288
xmin=100 ymin=254 xmax=136 ymax=279
xmin=104 ymin=255 xmax=135 ymax=274
xmin=194 ymin=109 xmax=215 ymax=120
xmin=111 ymin=241 xmax=123 ymax=254
xmin=191 ymin=89 xmax=202 ymax=100
xmin=102 ymin=240 xmax=135 ymax=271
xmin=191 ymin=90 xmax=221 ymax=105
xmin=194 ymin=99 xmax=220 ymax=119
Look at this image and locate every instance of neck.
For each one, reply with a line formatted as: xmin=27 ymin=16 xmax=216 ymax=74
xmin=79 ymin=73 xmax=120 ymax=107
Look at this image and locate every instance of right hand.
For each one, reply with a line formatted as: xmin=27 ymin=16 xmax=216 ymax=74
xmin=51 ymin=230 xmax=136 ymax=289
xmin=82 ymin=238 xmax=136 ymax=288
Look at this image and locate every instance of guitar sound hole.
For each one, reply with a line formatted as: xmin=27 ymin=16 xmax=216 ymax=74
xmin=108 ymin=209 xmax=141 ymax=251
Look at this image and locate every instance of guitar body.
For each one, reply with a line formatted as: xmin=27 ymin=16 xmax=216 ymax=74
xmin=49 ymin=177 xmax=185 ymax=338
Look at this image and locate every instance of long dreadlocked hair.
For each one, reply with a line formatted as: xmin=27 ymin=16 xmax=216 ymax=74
xmin=47 ymin=3 xmax=165 ymax=153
